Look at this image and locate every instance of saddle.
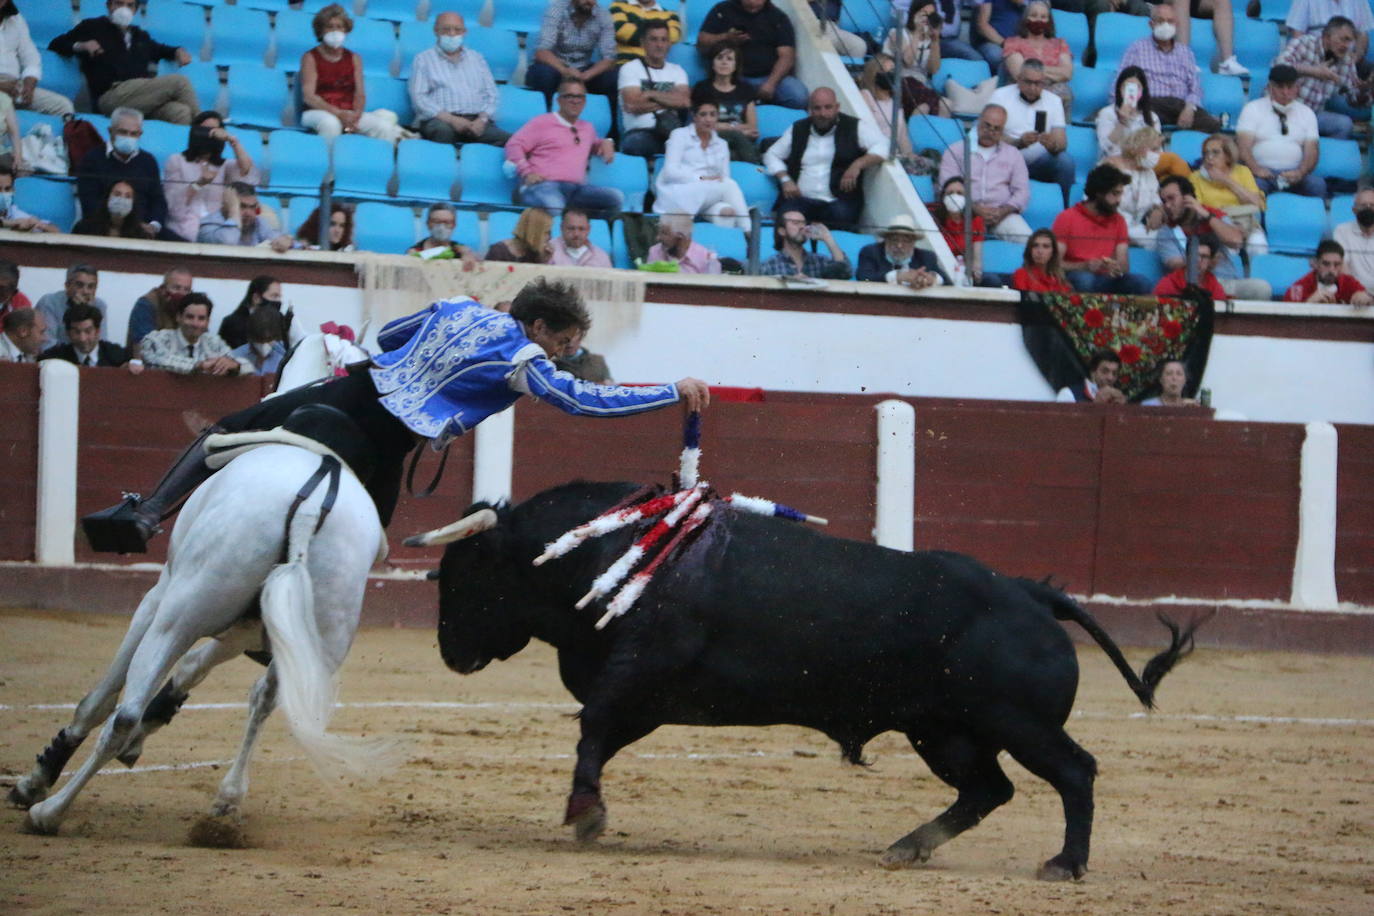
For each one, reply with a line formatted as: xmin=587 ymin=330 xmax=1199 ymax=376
xmin=205 ymin=404 xmax=377 ymax=484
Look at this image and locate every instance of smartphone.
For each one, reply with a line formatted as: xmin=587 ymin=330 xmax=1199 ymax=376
xmin=805 ymin=224 xmax=822 ymax=240
xmin=1123 ymin=82 xmax=1141 ymax=106
xmin=1034 ymin=111 xmax=1047 ymax=134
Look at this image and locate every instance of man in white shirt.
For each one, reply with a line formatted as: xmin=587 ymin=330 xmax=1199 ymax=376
xmin=0 ymin=7 xmax=74 ymax=115
xmin=1235 ymin=65 xmax=1326 ymax=198
xmin=618 ymin=21 xmax=689 ymax=158
xmin=763 ymin=87 xmax=887 ymax=229
xmin=548 ymin=207 xmax=613 ymax=267
xmin=1332 ymin=186 xmax=1374 ymax=290
xmin=0 ymin=305 xmax=44 ymax=362
xmin=139 ymin=293 xmax=246 ymax=376
xmin=988 ymin=59 xmax=1074 ymax=196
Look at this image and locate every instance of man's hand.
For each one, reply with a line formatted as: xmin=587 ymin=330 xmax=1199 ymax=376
xmin=755 ymin=81 xmax=777 ymax=101
xmin=1351 ymin=290 xmax=1374 ymax=306
xmin=598 ymin=138 xmax=615 ymax=162
xmin=903 ymin=267 xmax=938 ymax=289
xmin=675 ymin=377 xmax=711 ymax=412
xmin=523 ymin=170 xmax=546 ymax=186
xmin=1177 ymin=104 xmax=1196 ymax=129
xmin=78 ymin=40 xmax=103 ymax=56
xmin=1316 ymin=66 xmax=1341 ymax=83
xmin=1307 ymin=285 xmax=1335 ymax=304
xmin=137 ymin=221 xmax=158 ymax=239
xmin=779 ymin=177 xmax=801 ymax=198
xmin=839 ymin=163 xmax=864 ymax=193
xmin=125 ymin=360 xmax=145 ymax=375
xmin=1094 ymin=385 xmax=1126 ymax=404
xmin=726 ymin=28 xmax=750 ymax=42
xmin=1018 ymin=131 xmax=1039 ymax=149
xmin=199 ymin=355 xmax=240 ymax=376
xmin=446 ymin=113 xmax=475 ymax=133
xmin=269 ymin=233 xmax=294 ymax=253
xmin=175 ymin=47 xmax=192 ymax=67
xmin=1186 ymin=195 xmax=1212 ymax=221
xmin=1279 ymin=168 xmax=1307 ymax=184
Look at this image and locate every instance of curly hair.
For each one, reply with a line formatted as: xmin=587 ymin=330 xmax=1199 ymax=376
xmin=509 ymin=278 xmax=592 ymax=333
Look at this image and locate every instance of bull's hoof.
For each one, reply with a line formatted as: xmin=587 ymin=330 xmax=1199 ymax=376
xmin=564 ymin=794 xmax=606 ymax=844
xmin=1036 ymin=854 xmax=1086 ymax=882
xmin=878 ymin=840 xmax=931 ymax=870
xmin=188 ymin=813 xmax=249 ymax=849
xmin=7 ymin=780 xmax=48 ymax=809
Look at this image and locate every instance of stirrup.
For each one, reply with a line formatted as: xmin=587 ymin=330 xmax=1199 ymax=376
xmin=81 ymin=493 xmax=160 ymax=554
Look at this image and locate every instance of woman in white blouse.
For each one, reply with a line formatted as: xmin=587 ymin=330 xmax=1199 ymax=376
xmin=653 ymin=99 xmax=750 ymax=230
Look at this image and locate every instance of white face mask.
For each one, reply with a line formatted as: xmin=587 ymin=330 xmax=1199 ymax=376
xmin=429 ymin=223 xmax=453 ymax=242
xmin=943 ymin=193 xmax=966 ymax=213
xmin=1152 ymin=22 xmax=1176 ymax=42
xmin=107 ymin=195 xmax=133 ymax=217
xmin=109 ymin=6 xmax=135 ymax=28
xmin=438 ymin=34 xmax=464 ymax=53
xmin=564 ymin=244 xmax=589 ymax=260
xmin=322 ymin=30 xmax=346 ymax=49
xmin=1143 ymin=150 xmax=1161 ymax=168
xmin=253 ymin=342 xmax=276 ymax=357
xmin=1271 ymin=99 xmax=1294 ymax=114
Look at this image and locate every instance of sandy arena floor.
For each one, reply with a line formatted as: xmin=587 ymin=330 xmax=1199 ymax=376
xmin=2 ymin=608 xmax=1372 ymax=915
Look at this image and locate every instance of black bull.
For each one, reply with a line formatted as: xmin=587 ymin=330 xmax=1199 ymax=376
xmin=433 ymin=482 xmax=1203 ymax=880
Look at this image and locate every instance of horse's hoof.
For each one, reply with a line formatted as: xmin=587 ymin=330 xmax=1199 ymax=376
xmin=188 ymin=813 xmax=248 ymax=849
xmin=564 ymin=794 xmax=606 ymax=844
xmin=1036 ymin=855 xmax=1085 ymax=882
xmin=878 ymin=841 xmax=929 ymax=870
xmin=116 ymin=749 xmax=142 ymax=768
xmin=7 ymin=781 xmax=47 ymax=809
xmin=22 ymin=807 xmax=59 ymax=836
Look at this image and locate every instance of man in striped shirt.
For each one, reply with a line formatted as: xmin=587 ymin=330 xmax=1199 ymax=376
xmin=409 ymin=12 xmax=510 ymax=147
xmin=610 ymin=0 xmax=681 ymax=64
xmin=1275 ymin=16 xmax=1374 ymax=140
xmin=527 ymin=0 xmax=620 ymax=102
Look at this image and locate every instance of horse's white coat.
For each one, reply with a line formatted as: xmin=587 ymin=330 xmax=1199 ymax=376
xmin=269 ymin=332 xmax=371 ymax=397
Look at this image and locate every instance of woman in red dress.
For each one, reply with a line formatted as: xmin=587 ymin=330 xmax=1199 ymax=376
xmin=1012 ymin=228 xmax=1073 ymax=293
xmin=926 ymin=176 xmax=985 ymax=284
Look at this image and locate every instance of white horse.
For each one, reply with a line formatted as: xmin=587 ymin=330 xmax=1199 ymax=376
xmin=271 ymin=326 xmax=371 ymax=396
xmin=11 ymin=443 xmax=398 ymax=840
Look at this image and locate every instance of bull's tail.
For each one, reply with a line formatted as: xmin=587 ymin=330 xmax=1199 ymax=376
xmin=1018 ymin=578 xmax=1210 ymax=709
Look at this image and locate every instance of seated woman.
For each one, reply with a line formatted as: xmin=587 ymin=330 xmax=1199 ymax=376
xmin=1104 ymin=127 xmax=1165 ymax=248
xmin=486 ymin=207 xmax=553 ymax=264
xmin=299 ymin=3 xmax=404 ymax=143
xmin=294 ymin=203 xmax=356 ymax=251
xmin=926 ymin=176 xmax=985 ymax=284
xmin=653 ymin=99 xmax=750 ymax=230
xmin=1190 ymin=133 xmax=1267 ymax=256
xmin=1140 ymin=359 xmax=1198 ymax=407
xmin=1011 ymin=228 xmax=1072 ymax=293
xmin=691 ymin=45 xmax=760 ymax=165
xmin=72 ymin=180 xmax=146 ymax=239
xmin=881 ymin=3 xmax=948 ymax=118
xmin=1096 ymin=67 xmax=1162 ymax=161
xmin=1001 ymin=1 xmax=1072 ymax=115
xmin=162 ymin=110 xmax=259 ymax=243
xmin=973 ymin=0 xmax=1024 ymax=70
xmin=218 ymin=275 xmax=302 ymax=350
xmin=859 ymin=54 xmax=934 ymax=174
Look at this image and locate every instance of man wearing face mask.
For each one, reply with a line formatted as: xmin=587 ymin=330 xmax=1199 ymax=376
xmin=34 ymin=264 xmax=109 ymax=349
xmin=1115 ymin=3 xmax=1221 ymax=133
xmin=48 ymin=0 xmax=197 ymax=124
xmin=0 ymin=165 xmax=56 ymax=233
xmin=549 ymin=208 xmax=613 ymax=267
xmin=407 ymin=202 xmax=480 ymax=266
xmin=75 ymin=107 xmax=177 ymax=240
xmin=228 ymin=307 xmax=288 ymax=377
xmin=1236 ymin=65 xmax=1325 ymax=199
xmin=1283 ymin=239 xmax=1374 ymax=305
xmin=125 ymin=267 xmax=194 ymax=353
xmin=409 ymin=12 xmax=510 ymax=149
xmin=1332 ymin=187 xmax=1374 ymax=291
xmin=646 ymin=213 xmax=723 ymax=273
xmin=1275 ymin=16 xmax=1374 ymax=141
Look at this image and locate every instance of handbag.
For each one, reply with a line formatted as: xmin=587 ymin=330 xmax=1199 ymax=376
xmin=1222 ymin=204 xmax=1261 ymax=239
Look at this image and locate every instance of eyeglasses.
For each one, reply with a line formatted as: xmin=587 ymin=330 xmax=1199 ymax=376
xmin=570 ymin=127 xmax=581 ymax=144
xmin=1019 ymin=78 xmax=1047 ymax=87
xmin=560 ymin=93 xmax=587 ymax=100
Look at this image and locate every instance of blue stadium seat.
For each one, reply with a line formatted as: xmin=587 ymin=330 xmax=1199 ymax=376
xmin=395 ymin=138 xmax=459 ymax=202
xmin=21 ymin=3 xmax=74 ymax=46
xmin=693 ymin=222 xmax=749 ymax=262
xmin=143 ymin=0 xmax=210 ymax=61
xmin=16 ymin=110 xmax=63 ymax=138
xmin=332 ymin=134 xmax=396 ymax=199
xmin=239 ymin=0 xmax=293 ymax=10
xmin=228 ymin=129 xmax=267 ymax=180
xmin=755 ymin=104 xmax=798 ymax=142
xmin=284 ymin=195 xmax=321 ymax=234
xmin=15 ymin=178 xmax=77 ymax=232
xmin=352 ymin=201 xmax=417 ymax=253
xmin=1198 ymin=73 xmax=1245 ymax=125
xmin=364 ymin=74 xmax=414 ymax=124
xmin=931 ymin=58 xmax=991 ymax=95
xmin=227 ymin=63 xmax=290 ymax=128
xmin=908 ymin=114 xmax=964 ymax=154
xmin=364 ymin=0 xmax=422 ymax=23
xmin=451 ymin=207 xmax=482 ymax=249
xmin=1248 ymin=253 xmax=1309 ymax=299
xmin=583 ymin=94 xmax=613 ymax=137
xmin=587 ymin=154 xmax=650 ymax=212
xmin=490 ymin=0 xmax=546 ymax=35
xmin=1025 ymin=180 xmax=1065 ymax=231
xmin=1265 ymin=193 xmax=1328 ymax=255
xmin=1253 ymin=0 xmax=1287 ymax=20
xmin=495 ymin=85 xmax=550 ymax=134
xmin=1128 ymin=246 xmax=1163 ymax=287
xmin=667 ymin=43 xmax=708 ymax=87
xmin=1315 ymin=138 xmax=1362 ymax=182
xmin=1168 ymin=130 xmax=1207 ymax=168
xmin=1070 ymin=68 xmax=1114 ymax=125
xmin=1189 ymin=22 xmax=1217 ymax=72
xmin=467 ymin=26 xmax=521 ymax=82
xmin=351 ymin=18 xmax=401 ymax=76
xmin=397 ymin=21 xmax=435 ymax=79
xmin=827 ymin=230 xmax=868 ymax=272
xmin=684 ymin=0 xmax=719 ymax=40
xmin=730 ymin=161 xmax=775 ymax=213
xmin=262 ymin=130 xmax=331 ymax=195
xmin=38 ymin=52 xmax=84 ymax=104
xmin=1330 ymin=194 xmax=1356 ymax=229
xmin=910 ymin=173 xmax=933 ymax=202
xmin=837 ymin=3 xmax=888 ymax=42
xmin=140 ymin=119 xmax=187 ymax=163
xmin=980 ymin=239 xmax=1023 ymax=276
xmin=484 ymin=208 xmax=519 ymax=249
xmin=271 ymin=10 xmax=320 ymax=70
xmin=1235 ymin=19 xmax=1283 ymax=73
xmin=1050 ymin=10 xmax=1089 ymax=58
xmin=431 ymin=0 xmax=489 ymax=23
xmin=1091 ymin=12 xmax=1149 ymax=71
xmin=209 ymin=5 xmax=272 ymax=67
xmin=1064 ymin=125 xmax=1098 ymax=179
xmin=612 ymin=218 xmax=635 ymax=268
xmin=1248 ymin=67 xmax=1270 ymax=100
xmin=586 ymin=216 xmax=614 ymax=257
xmin=458 ymin=143 xmax=516 ymax=205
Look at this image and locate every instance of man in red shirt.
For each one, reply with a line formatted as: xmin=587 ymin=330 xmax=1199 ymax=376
xmin=1154 ymin=234 xmax=1229 ymax=300
xmin=1283 ymin=240 xmax=1374 ymax=305
xmin=0 ymin=259 xmax=32 ymax=322
xmin=1051 ymin=164 xmax=1152 ymax=295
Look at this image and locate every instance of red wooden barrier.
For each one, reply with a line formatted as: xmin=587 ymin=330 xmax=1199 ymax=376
xmin=1335 ymin=423 xmax=1374 ymax=605
xmin=0 ymin=362 xmax=39 ymax=561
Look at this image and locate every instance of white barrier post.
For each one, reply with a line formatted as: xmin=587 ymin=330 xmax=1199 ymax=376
xmin=471 ymin=404 xmax=515 ymax=504
xmin=36 ymin=360 xmax=80 ymax=565
xmin=1290 ymin=421 xmax=1339 ymax=608
xmin=874 ymin=399 xmax=916 ymax=551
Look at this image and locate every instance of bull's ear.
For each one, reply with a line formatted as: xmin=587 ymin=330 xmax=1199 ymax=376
xmin=404 ymin=508 xmax=498 ymax=547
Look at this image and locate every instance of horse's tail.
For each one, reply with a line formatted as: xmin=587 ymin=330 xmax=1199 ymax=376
xmin=259 ymin=460 xmax=402 ymax=780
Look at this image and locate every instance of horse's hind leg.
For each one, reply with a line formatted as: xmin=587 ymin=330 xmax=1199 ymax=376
xmin=118 ymin=620 xmax=265 ymax=768
xmin=189 ymin=668 xmax=278 ymax=848
xmin=8 ymin=579 xmax=168 ymax=809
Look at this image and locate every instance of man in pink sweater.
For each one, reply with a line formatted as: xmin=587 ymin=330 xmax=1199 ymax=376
xmin=504 ymin=76 xmax=623 ymax=214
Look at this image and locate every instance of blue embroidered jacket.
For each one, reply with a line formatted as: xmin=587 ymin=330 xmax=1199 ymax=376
xmin=370 ymin=298 xmax=680 ymax=444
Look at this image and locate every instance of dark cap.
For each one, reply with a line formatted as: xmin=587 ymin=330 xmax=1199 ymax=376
xmin=1269 ymin=64 xmax=1299 ymax=86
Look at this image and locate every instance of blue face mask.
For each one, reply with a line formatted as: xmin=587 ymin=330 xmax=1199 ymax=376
xmin=112 ymin=134 xmax=139 ymax=156
xmin=0 ymin=192 xmax=12 ymax=215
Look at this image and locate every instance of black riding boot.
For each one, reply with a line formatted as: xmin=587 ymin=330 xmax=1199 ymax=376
xmin=81 ymin=426 xmax=224 ymax=554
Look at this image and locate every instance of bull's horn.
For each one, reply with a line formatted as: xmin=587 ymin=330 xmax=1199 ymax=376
xmin=404 ymin=508 xmax=498 ymax=547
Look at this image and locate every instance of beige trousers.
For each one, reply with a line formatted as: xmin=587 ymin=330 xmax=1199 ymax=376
xmin=98 ymin=75 xmax=199 ymax=125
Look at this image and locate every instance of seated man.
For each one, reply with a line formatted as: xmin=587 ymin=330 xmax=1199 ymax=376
xmin=48 ymin=0 xmax=197 ymax=124
xmin=39 ymin=303 xmax=139 ymax=371
xmin=228 ymin=307 xmax=287 ymax=377
xmin=763 ymin=88 xmax=887 ymax=229
xmin=127 ymin=267 xmax=193 ymax=353
xmin=988 ymin=59 xmax=1074 ymax=195
xmin=0 ymin=258 xmax=32 ymax=320
xmin=1332 ymin=186 xmax=1374 ymax=290
xmin=1115 ymin=3 xmax=1221 ymax=132
xmin=74 ymin=107 xmax=176 ymax=241
xmin=939 ymin=104 xmax=1031 ymax=243
xmin=0 ymin=166 xmax=58 ymax=233
xmin=1154 ymin=175 xmax=1270 ymax=300
xmin=1056 ymin=347 xmax=1126 ymax=404
xmin=647 ymin=213 xmax=723 ymax=274
xmin=755 ymin=205 xmax=850 ymax=278
xmin=0 ymin=306 xmax=45 ymax=362
xmin=855 ymin=214 xmax=949 ymax=289
xmin=197 ymin=183 xmax=293 ymax=249
xmin=554 ymin=328 xmax=613 ymax=382
xmin=35 ymin=264 xmax=107 ymax=348
xmin=1051 ymin=163 xmax=1151 ymax=294
xmin=617 ymin=21 xmax=690 ymax=158
xmin=1236 ymin=65 xmax=1326 ymax=199
xmin=140 ymin=293 xmax=246 ymax=376
xmin=406 ymin=203 xmax=479 ymax=266
xmin=610 ymin=0 xmax=681 ymax=63
xmin=409 ymin=12 xmax=511 ymax=149
xmin=505 ymin=77 xmax=623 ymax=215
xmin=697 ymin=0 xmax=807 ymax=109
xmin=1285 ymin=0 xmax=1371 ymax=62
xmin=1275 ymin=16 xmax=1374 ymax=140
xmin=548 ymin=208 xmax=612 ymax=267
xmin=526 ymin=0 xmax=619 ymax=101
xmin=1283 ymin=239 xmax=1374 ymax=305
xmin=1153 ymin=234 xmax=1229 ymax=300
xmin=0 ymin=8 xmax=75 ymax=116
